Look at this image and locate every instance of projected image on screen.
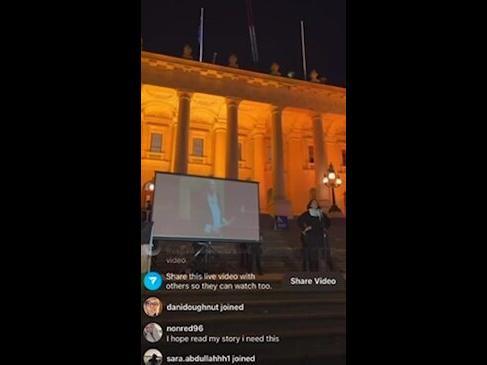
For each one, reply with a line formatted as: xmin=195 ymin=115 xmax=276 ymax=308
xmin=152 ymin=172 xmax=260 ymax=242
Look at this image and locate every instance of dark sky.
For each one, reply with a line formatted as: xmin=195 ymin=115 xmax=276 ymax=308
xmin=142 ymin=0 xmax=345 ymax=87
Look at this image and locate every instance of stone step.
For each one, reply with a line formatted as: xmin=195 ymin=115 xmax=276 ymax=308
xmin=154 ymin=262 xmax=343 ymax=274
xmin=159 ymin=306 xmax=346 ymax=323
xmin=153 ymin=339 xmax=345 ymax=363
xmin=150 ymin=219 xmax=346 ymax=272
xmin=159 ymin=298 xmax=346 ymax=318
xmin=146 ymin=291 xmax=346 ymax=303
xmin=143 ymin=327 xmax=346 ymax=365
xmin=149 ymin=324 xmax=346 ymax=346
xmin=155 ymin=352 xmax=346 ymax=365
xmin=152 ymin=312 xmax=345 ymax=337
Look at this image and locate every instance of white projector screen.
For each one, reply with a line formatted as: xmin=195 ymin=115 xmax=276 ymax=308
xmin=151 ymin=172 xmax=260 ymax=242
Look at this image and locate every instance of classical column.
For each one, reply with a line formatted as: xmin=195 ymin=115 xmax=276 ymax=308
xmin=311 ymin=112 xmax=330 ymax=207
xmin=286 ymin=131 xmax=303 ymax=215
xmin=212 ymin=120 xmax=226 ymax=178
xmin=141 ymin=109 xmax=148 ymax=158
xmin=173 ymin=90 xmax=192 ymax=174
xmin=225 ymin=97 xmax=241 ymax=179
xmin=252 ymin=128 xmax=266 ymax=208
xmin=168 ymin=116 xmax=177 ymax=172
xmin=270 ymin=105 xmax=292 ymax=216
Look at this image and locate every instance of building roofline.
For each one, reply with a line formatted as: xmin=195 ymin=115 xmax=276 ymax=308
xmin=141 ymin=51 xmax=345 ymax=96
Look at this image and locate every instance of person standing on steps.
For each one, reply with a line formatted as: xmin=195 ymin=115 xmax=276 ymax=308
xmin=297 ymin=199 xmax=332 ymax=272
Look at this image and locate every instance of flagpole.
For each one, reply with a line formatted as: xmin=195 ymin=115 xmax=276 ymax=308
xmin=246 ymin=0 xmax=259 ymax=64
xmin=300 ymin=20 xmax=307 ymax=80
xmin=199 ymin=8 xmax=204 ymax=62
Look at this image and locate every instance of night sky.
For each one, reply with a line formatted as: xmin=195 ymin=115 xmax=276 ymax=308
xmin=142 ymin=0 xmax=345 ymax=87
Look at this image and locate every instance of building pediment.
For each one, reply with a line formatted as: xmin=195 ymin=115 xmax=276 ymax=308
xmin=142 ymin=52 xmax=346 ymax=115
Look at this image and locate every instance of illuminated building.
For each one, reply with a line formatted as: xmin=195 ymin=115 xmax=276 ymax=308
xmin=141 ymin=52 xmax=346 ymax=216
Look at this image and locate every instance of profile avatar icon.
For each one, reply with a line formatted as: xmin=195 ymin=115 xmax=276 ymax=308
xmin=144 ymin=349 xmax=163 ymax=365
xmin=143 ymin=297 xmax=163 ymax=317
xmin=143 ymin=322 xmax=163 ymax=343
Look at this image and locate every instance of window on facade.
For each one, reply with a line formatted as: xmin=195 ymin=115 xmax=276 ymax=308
xmin=266 ymin=142 xmax=272 ymax=162
xmin=308 ymin=146 xmax=315 ymax=163
xmin=239 ymin=143 xmax=243 ymax=161
xmin=192 ymin=138 xmax=204 ymax=157
xmin=150 ymin=133 xmax=163 ymax=153
xmin=342 ymin=150 xmax=346 ymax=166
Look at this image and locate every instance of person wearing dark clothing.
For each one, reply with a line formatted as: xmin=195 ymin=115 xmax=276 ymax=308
xmin=240 ymin=240 xmax=263 ymax=274
xmin=148 ymin=353 xmax=160 ymax=365
xmin=144 ymin=200 xmax=152 ymax=222
xmin=252 ymin=238 xmax=263 ymax=275
xmin=239 ymin=242 xmax=249 ymax=270
xmin=297 ymin=199 xmax=333 ymax=272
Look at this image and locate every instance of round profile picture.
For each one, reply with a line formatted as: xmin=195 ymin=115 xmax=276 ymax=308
xmin=143 ymin=297 xmax=163 ymax=317
xmin=143 ymin=349 xmax=163 ymax=365
xmin=143 ymin=322 xmax=163 ymax=343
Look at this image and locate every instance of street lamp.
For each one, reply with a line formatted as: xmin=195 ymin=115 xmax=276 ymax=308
xmin=322 ymin=163 xmax=342 ymax=213
xmin=144 ymin=182 xmax=155 ymax=192
xmin=143 ymin=182 xmax=155 ymax=222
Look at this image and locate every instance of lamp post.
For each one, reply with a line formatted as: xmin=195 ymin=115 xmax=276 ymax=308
xmin=322 ymin=163 xmax=343 ymax=213
xmin=143 ymin=182 xmax=155 ymax=222
xmin=144 ymin=182 xmax=155 ymax=205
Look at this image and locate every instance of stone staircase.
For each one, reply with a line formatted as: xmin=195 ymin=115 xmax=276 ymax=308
xmin=142 ymin=278 xmax=346 ymax=365
xmin=151 ymin=214 xmax=346 ymax=275
xmin=144 ymin=215 xmax=347 ymax=364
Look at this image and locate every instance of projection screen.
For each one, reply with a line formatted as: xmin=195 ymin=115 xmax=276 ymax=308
xmin=151 ymin=172 xmax=260 ymax=242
